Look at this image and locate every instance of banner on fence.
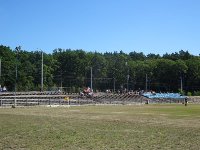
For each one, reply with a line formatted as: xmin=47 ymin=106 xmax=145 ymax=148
xmin=64 ymin=97 xmax=69 ymax=101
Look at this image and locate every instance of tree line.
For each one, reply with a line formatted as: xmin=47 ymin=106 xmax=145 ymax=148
xmin=0 ymin=45 xmax=200 ymax=95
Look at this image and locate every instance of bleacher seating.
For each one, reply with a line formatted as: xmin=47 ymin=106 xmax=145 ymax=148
xmin=142 ymin=92 xmax=186 ymax=99
xmin=0 ymin=91 xmax=191 ymax=107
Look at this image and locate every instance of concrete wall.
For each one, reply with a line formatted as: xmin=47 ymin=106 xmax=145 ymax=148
xmin=188 ymin=96 xmax=200 ymax=103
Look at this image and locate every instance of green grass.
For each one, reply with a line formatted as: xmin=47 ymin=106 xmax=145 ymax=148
xmin=1 ymin=104 xmax=200 ymax=149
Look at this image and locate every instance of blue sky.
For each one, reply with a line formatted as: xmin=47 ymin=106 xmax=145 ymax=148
xmin=1 ymin=0 xmax=200 ymax=55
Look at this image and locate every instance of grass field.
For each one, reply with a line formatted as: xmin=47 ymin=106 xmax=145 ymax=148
xmin=1 ymin=104 xmax=200 ymax=150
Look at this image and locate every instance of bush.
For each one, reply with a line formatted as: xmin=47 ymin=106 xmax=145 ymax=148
xmin=187 ymin=91 xmax=192 ymax=96
xmin=178 ymin=89 xmax=185 ymax=95
xmin=193 ymin=91 xmax=200 ymax=96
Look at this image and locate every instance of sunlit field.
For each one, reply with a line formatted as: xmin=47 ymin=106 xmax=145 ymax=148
xmin=1 ymin=104 xmax=200 ymax=149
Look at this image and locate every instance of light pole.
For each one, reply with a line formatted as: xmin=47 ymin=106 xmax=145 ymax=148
xmin=180 ymin=75 xmax=183 ymax=93
xmin=145 ymin=74 xmax=148 ymax=92
xmin=125 ymin=62 xmax=129 ymax=92
xmin=14 ymin=46 xmax=21 ymax=107
xmin=41 ymin=51 xmax=43 ymax=92
xmin=127 ymin=70 xmax=129 ymax=92
xmin=60 ymin=70 xmax=63 ymax=92
xmin=0 ymin=58 xmax=1 ymax=81
xmin=113 ymin=77 xmax=116 ymax=93
xmin=90 ymin=67 xmax=93 ymax=90
xmin=179 ymin=71 xmax=183 ymax=94
xmin=0 ymin=58 xmax=1 ymax=91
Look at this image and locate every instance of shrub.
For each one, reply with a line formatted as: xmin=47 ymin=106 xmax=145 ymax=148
xmin=193 ymin=91 xmax=200 ymax=96
xmin=187 ymin=91 xmax=192 ymax=96
xmin=178 ymin=89 xmax=185 ymax=95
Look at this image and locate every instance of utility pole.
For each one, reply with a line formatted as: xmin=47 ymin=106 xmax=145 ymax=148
xmin=41 ymin=51 xmax=44 ymax=92
xmin=90 ymin=67 xmax=92 ymax=90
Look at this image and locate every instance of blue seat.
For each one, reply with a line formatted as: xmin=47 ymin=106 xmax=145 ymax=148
xmin=143 ymin=92 xmax=186 ymax=99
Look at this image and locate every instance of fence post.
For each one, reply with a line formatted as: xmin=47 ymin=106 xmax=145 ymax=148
xmin=15 ymin=97 xmax=17 ymax=106
xmin=26 ymin=98 xmax=28 ymax=106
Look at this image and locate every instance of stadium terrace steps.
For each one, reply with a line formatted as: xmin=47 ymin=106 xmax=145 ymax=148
xmin=0 ymin=92 xmax=149 ymax=107
xmin=93 ymin=93 xmax=149 ymax=104
xmin=0 ymin=91 xmax=194 ymax=107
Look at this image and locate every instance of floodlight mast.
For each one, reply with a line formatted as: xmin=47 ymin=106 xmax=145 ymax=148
xmin=14 ymin=46 xmax=21 ymax=107
xmin=41 ymin=51 xmax=43 ymax=92
xmin=0 ymin=58 xmax=1 ymax=90
xmin=0 ymin=58 xmax=1 ymax=80
xmin=113 ymin=77 xmax=116 ymax=93
xmin=125 ymin=61 xmax=129 ymax=92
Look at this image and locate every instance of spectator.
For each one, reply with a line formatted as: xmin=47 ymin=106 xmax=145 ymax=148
xmin=2 ymin=86 xmax=7 ymax=92
xmin=185 ymin=97 xmax=188 ymax=106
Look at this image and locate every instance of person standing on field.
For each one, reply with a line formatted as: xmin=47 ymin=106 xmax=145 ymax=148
xmin=185 ymin=97 xmax=188 ymax=106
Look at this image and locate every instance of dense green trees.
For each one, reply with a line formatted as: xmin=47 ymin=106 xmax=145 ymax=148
xmin=0 ymin=45 xmax=200 ymax=95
